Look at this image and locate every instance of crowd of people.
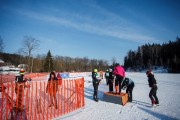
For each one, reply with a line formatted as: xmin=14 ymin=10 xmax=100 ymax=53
xmin=0 ymin=63 xmax=159 ymax=112
xmin=92 ymin=63 xmax=159 ymax=107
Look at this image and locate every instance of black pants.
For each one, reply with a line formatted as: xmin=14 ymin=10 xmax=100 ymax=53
xmin=115 ymin=75 xmax=124 ymax=93
xmin=126 ymin=83 xmax=134 ymax=102
xmin=108 ymin=79 xmax=113 ymax=92
xmin=93 ymin=82 xmax=99 ymax=99
xmin=149 ymin=85 xmax=159 ymax=104
xmin=105 ymin=77 xmax=109 ymax=85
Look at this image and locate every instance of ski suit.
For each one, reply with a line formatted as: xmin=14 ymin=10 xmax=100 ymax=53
xmin=108 ymin=72 xmax=114 ymax=92
xmin=92 ymin=71 xmax=101 ymax=100
xmin=122 ymin=77 xmax=134 ymax=102
xmin=147 ymin=73 xmax=159 ymax=105
xmin=113 ymin=65 xmax=125 ymax=94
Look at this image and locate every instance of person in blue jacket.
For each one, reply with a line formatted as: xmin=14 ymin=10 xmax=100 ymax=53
xmin=122 ymin=77 xmax=135 ymax=102
xmin=92 ymin=69 xmax=101 ymax=101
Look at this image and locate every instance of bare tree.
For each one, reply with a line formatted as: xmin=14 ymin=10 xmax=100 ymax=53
xmin=0 ymin=36 xmax=4 ymax=52
xmin=111 ymin=57 xmax=116 ymax=66
xmin=20 ymin=36 xmax=40 ymax=72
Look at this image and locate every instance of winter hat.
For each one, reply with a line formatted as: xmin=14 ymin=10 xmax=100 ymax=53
xmin=146 ymin=70 xmax=152 ymax=75
xmin=124 ymin=77 xmax=129 ymax=81
xmin=19 ymin=69 xmax=25 ymax=75
xmin=94 ymin=69 xmax=98 ymax=73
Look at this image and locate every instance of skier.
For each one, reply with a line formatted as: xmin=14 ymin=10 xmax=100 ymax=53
xmin=108 ymin=68 xmax=114 ymax=92
xmin=105 ymin=69 xmax=109 ymax=85
xmin=122 ymin=77 xmax=134 ymax=102
xmin=146 ymin=70 xmax=159 ymax=107
xmin=113 ymin=63 xmax=125 ymax=94
xmin=92 ymin=69 xmax=101 ymax=101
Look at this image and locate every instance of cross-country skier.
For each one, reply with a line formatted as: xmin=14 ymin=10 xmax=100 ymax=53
xmin=92 ymin=69 xmax=101 ymax=101
xmin=122 ymin=77 xmax=134 ymax=102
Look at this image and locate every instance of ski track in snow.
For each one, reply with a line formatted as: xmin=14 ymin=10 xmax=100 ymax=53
xmin=54 ymin=72 xmax=180 ymax=120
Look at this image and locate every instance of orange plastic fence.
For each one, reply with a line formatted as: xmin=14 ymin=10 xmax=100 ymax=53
xmin=0 ymin=73 xmax=48 ymax=83
xmin=25 ymin=73 xmax=48 ymax=79
xmin=0 ymin=74 xmax=15 ymax=83
xmin=0 ymin=78 xmax=84 ymax=120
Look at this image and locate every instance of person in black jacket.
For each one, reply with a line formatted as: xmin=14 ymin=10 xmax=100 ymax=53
xmin=92 ymin=69 xmax=101 ymax=101
xmin=146 ymin=70 xmax=159 ymax=106
xmin=108 ymin=68 xmax=114 ymax=92
xmin=122 ymin=77 xmax=134 ymax=102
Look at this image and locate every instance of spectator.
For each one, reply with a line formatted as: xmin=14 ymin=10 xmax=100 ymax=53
xmin=46 ymin=71 xmax=58 ymax=109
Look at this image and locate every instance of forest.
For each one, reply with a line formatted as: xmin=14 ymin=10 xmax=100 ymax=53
xmin=124 ymin=37 xmax=180 ymax=73
xmin=0 ymin=36 xmax=108 ymax=72
xmin=0 ymin=51 xmax=108 ymax=72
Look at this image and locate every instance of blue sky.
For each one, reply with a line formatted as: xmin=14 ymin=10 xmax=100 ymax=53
xmin=0 ymin=0 xmax=180 ymax=65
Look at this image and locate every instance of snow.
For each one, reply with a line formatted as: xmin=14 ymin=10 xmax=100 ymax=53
xmin=54 ymin=72 xmax=180 ymax=120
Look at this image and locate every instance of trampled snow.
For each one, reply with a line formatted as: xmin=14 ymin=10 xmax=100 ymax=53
xmin=54 ymin=72 xmax=180 ymax=120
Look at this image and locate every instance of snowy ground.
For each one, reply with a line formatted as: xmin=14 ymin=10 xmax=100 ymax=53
xmin=54 ymin=72 xmax=180 ymax=120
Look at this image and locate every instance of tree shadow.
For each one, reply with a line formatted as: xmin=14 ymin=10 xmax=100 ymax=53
xmin=138 ymin=106 xmax=178 ymax=120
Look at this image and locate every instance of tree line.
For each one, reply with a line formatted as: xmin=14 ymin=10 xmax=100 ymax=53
xmin=124 ymin=37 xmax=180 ymax=73
xmin=0 ymin=51 xmax=108 ymax=72
xmin=0 ymin=36 xmax=109 ymax=72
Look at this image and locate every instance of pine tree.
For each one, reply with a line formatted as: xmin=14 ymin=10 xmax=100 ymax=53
xmin=43 ymin=50 xmax=54 ymax=72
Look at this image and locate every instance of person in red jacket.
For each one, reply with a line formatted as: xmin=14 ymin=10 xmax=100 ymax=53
xmin=113 ymin=63 xmax=125 ymax=94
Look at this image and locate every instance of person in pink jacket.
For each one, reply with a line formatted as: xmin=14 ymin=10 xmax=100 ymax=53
xmin=113 ymin=63 xmax=125 ymax=94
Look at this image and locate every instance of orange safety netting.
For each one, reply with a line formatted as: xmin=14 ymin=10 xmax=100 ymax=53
xmin=0 ymin=78 xmax=84 ymax=120
xmin=0 ymin=73 xmax=48 ymax=83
